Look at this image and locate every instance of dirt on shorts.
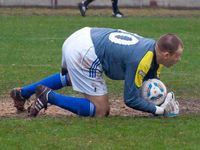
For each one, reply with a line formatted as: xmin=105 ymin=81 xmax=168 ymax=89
xmin=1 ymin=95 xmax=200 ymax=118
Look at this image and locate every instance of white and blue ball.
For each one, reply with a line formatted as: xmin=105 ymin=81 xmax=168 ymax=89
xmin=140 ymin=79 xmax=167 ymax=106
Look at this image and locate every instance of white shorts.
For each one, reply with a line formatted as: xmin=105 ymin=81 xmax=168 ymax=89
xmin=61 ymin=27 xmax=107 ymax=96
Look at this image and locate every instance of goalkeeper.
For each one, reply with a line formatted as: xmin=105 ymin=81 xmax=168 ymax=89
xmin=10 ymin=27 xmax=183 ymax=117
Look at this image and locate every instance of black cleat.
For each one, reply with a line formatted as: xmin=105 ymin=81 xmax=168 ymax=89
xmin=10 ymin=88 xmax=27 ymax=112
xmin=112 ymin=11 xmax=124 ymax=18
xmin=78 ymin=2 xmax=87 ymax=17
xmin=28 ymin=85 xmax=51 ymax=117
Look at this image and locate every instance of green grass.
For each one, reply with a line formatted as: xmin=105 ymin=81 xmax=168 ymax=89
xmin=1 ymin=115 xmax=200 ymax=150
xmin=0 ymin=15 xmax=200 ymax=98
xmin=1 ymin=10 xmax=200 ymax=149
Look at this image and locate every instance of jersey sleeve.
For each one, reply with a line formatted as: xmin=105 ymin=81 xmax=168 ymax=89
xmin=123 ymin=52 xmax=157 ymax=114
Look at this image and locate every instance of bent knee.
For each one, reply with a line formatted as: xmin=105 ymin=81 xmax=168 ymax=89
xmin=95 ymin=105 xmax=110 ymax=117
xmin=84 ymin=94 xmax=110 ymax=117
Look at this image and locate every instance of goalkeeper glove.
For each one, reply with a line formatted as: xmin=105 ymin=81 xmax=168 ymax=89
xmin=160 ymin=92 xmax=179 ymax=117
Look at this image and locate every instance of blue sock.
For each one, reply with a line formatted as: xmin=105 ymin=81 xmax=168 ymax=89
xmin=48 ymin=91 xmax=96 ymax=117
xmin=21 ymin=73 xmax=68 ymax=99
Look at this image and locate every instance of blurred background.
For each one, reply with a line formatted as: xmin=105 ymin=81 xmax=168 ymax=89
xmin=1 ymin=0 xmax=200 ymax=8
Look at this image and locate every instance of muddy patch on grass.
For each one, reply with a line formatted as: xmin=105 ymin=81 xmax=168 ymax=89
xmin=0 ymin=95 xmax=200 ymax=118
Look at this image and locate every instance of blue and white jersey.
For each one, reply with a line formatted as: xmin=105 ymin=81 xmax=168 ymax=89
xmin=90 ymin=27 xmax=163 ymax=113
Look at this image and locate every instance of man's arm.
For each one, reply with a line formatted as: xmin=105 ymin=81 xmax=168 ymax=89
xmin=124 ymin=76 xmax=157 ymax=114
xmin=123 ymin=59 xmax=157 ymax=114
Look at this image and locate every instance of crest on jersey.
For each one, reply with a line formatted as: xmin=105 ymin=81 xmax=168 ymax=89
xmin=138 ymin=70 xmax=146 ymax=78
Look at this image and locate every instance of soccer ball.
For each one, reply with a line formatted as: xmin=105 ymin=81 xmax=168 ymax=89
xmin=140 ymin=79 xmax=167 ymax=106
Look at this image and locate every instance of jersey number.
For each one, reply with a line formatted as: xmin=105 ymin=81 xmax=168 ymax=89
xmin=108 ymin=32 xmax=141 ymax=46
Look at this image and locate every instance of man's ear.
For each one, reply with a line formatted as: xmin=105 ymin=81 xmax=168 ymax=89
xmin=162 ymin=51 xmax=170 ymax=59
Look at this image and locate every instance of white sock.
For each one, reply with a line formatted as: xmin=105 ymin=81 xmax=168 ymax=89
xmin=155 ymin=106 xmax=164 ymax=115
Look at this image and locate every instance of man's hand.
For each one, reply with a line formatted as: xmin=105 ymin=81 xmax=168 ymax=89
xmin=160 ymin=92 xmax=179 ymax=117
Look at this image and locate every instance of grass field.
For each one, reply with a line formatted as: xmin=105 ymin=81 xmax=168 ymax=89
xmin=1 ymin=116 xmax=200 ymax=150
xmin=0 ymin=8 xmax=200 ymax=149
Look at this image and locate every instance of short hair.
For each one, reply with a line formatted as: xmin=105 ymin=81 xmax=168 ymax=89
xmin=157 ymin=33 xmax=183 ymax=54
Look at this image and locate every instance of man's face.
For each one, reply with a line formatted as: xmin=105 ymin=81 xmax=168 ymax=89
xmin=163 ymin=46 xmax=183 ymax=68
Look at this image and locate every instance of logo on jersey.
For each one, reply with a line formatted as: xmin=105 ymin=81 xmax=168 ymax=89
xmin=138 ymin=70 xmax=146 ymax=78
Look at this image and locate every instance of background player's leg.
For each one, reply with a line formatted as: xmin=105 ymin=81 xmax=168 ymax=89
xmin=83 ymin=0 xmax=94 ymax=7
xmin=111 ymin=0 xmax=124 ymax=17
xmin=78 ymin=0 xmax=94 ymax=16
xmin=111 ymin=0 xmax=118 ymax=13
